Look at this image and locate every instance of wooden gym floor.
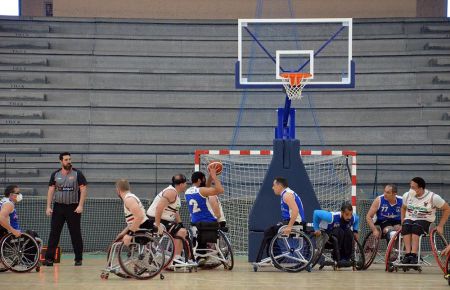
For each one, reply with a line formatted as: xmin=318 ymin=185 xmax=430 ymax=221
xmin=0 ymin=254 xmax=448 ymax=290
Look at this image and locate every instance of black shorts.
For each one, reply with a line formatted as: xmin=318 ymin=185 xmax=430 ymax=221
xmin=147 ymin=216 xmax=184 ymax=237
xmin=402 ymin=219 xmax=431 ymax=235
xmin=375 ymin=220 xmax=401 ymax=232
xmin=0 ymin=226 xmax=7 ymax=238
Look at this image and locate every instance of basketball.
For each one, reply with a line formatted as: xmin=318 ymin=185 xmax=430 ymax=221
xmin=207 ymin=161 xmax=223 ymax=175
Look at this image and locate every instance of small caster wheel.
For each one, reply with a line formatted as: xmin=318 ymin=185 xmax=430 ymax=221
xmin=160 ymin=273 xmax=164 ymax=280
xmin=188 ymin=268 xmax=192 ymax=273
xmin=194 ymin=267 xmax=198 ymax=272
xmin=36 ymin=266 xmax=40 ymax=272
xmin=306 ymin=265 xmax=311 ymax=272
xmin=403 ymin=267 xmax=407 ymax=272
xmin=100 ymin=272 xmax=109 ymax=280
xmin=418 ymin=267 xmax=422 ymax=273
xmin=253 ymin=265 xmax=258 ymax=272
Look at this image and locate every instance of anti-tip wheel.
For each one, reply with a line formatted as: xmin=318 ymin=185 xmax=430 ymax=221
xmin=36 ymin=266 xmax=40 ymax=272
xmin=100 ymin=272 xmax=109 ymax=280
xmin=160 ymin=273 xmax=165 ymax=280
xmin=253 ymin=265 xmax=258 ymax=272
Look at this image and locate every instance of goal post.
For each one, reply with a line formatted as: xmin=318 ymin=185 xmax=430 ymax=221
xmin=193 ymin=149 xmax=357 ymax=255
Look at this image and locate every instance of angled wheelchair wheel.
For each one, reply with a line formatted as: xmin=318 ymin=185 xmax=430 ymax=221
xmin=385 ymin=230 xmax=401 ymax=272
xmin=118 ymin=232 xmax=165 ymax=280
xmin=269 ymin=229 xmax=314 ymax=272
xmin=430 ymin=228 xmax=449 ymax=274
xmin=155 ymin=231 xmax=175 ymax=269
xmin=353 ymin=236 xmax=365 ymax=270
xmin=218 ymin=230 xmax=234 ymax=270
xmin=309 ymin=232 xmax=329 ymax=269
xmin=0 ymin=233 xmax=40 ymax=273
xmin=362 ymin=231 xmax=380 ymax=270
xmin=105 ymin=241 xmax=131 ymax=279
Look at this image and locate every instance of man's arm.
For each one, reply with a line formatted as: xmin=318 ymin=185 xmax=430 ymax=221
xmin=75 ymin=185 xmax=87 ymax=213
xmin=366 ymin=197 xmax=380 ymax=236
xmin=0 ymin=203 xmax=21 ymax=237
xmin=199 ymin=169 xmax=224 ymax=197
xmin=282 ymin=192 xmax=299 ymax=235
xmin=313 ymin=210 xmax=332 ymax=233
xmin=353 ymin=214 xmax=360 ymax=240
xmin=208 ymin=196 xmax=222 ymax=220
xmin=124 ymin=197 xmax=145 ymax=232
xmin=437 ymin=202 xmax=450 ymax=235
xmin=46 ymin=186 xmax=56 ymax=216
xmin=154 ymin=190 xmax=177 ymax=230
xmin=401 ymin=204 xmax=407 ymax=224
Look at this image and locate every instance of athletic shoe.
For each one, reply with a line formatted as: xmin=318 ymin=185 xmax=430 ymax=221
xmin=42 ymin=260 xmax=54 ymax=266
xmin=74 ymin=260 xmax=82 ymax=266
xmin=401 ymin=254 xmax=411 ymax=264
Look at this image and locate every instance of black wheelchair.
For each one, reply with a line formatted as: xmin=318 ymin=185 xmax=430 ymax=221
xmin=310 ymin=230 xmax=364 ymax=271
xmin=252 ymin=224 xmax=315 ymax=273
xmin=189 ymin=222 xmax=234 ymax=271
xmin=0 ymin=231 xmax=42 ymax=273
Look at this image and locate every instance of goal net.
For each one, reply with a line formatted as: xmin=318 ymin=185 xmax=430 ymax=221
xmin=192 ymin=149 xmax=357 ymax=255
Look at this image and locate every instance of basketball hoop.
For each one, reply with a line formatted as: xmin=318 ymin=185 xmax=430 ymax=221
xmin=280 ymin=72 xmax=313 ymax=101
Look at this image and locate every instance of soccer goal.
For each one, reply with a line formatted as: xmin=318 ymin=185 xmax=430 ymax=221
xmin=194 ymin=149 xmax=357 ymax=255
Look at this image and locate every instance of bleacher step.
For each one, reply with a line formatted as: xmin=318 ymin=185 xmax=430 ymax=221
xmin=424 ymin=43 xmax=450 ymax=50
xmin=0 ymin=129 xmax=42 ymax=138
xmin=429 ymin=58 xmax=450 ymax=67
xmin=0 ymin=92 xmax=46 ymax=101
xmin=0 ymin=110 xmax=44 ymax=119
xmin=422 ymin=25 xmax=450 ymax=33
xmin=0 ymin=58 xmax=48 ymax=66
xmin=0 ymin=76 xmax=47 ymax=84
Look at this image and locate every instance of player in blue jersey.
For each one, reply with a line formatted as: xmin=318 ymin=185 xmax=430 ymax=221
xmin=313 ymin=202 xmax=359 ymax=262
xmin=255 ymin=177 xmax=305 ymax=262
xmin=0 ymin=185 xmax=23 ymax=238
xmin=366 ymin=184 xmax=402 ymax=242
xmin=185 ymin=167 xmax=224 ymax=225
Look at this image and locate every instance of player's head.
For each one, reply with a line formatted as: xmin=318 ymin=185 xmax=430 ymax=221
xmin=383 ymin=183 xmax=397 ymax=201
xmin=59 ymin=152 xmax=72 ymax=170
xmin=115 ymin=179 xmax=130 ymax=197
xmin=340 ymin=201 xmax=353 ymax=222
xmin=191 ymin=171 xmax=206 ymax=187
xmin=272 ymin=177 xmax=288 ymax=195
xmin=410 ymin=177 xmax=425 ymax=195
xmin=172 ymin=174 xmax=187 ymax=191
xmin=4 ymin=184 xmax=22 ymax=203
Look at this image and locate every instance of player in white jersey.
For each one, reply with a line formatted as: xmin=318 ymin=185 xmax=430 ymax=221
xmin=147 ymin=174 xmax=188 ymax=261
xmin=114 ymin=179 xmax=151 ymax=246
xmin=401 ymin=177 xmax=450 ymax=264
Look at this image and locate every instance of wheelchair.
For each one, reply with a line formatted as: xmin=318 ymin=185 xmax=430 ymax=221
xmin=310 ymin=230 xmax=364 ymax=271
xmin=362 ymin=225 xmax=400 ymax=270
xmin=190 ymin=222 xmax=234 ymax=271
xmin=385 ymin=226 xmax=447 ymax=273
xmin=252 ymin=224 xmax=314 ymax=273
xmin=101 ymin=229 xmax=168 ymax=280
xmin=0 ymin=231 xmax=42 ymax=273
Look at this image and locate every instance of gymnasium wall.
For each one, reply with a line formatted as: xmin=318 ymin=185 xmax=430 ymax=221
xmin=20 ymin=0 xmax=448 ymax=18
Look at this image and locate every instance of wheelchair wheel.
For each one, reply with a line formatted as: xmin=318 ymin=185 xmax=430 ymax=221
xmin=106 ymin=241 xmax=131 ymax=279
xmin=269 ymin=229 xmax=314 ymax=272
xmin=309 ymin=232 xmax=329 ymax=269
xmin=362 ymin=231 xmax=380 ymax=270
xmin=430 ymin=228 xmax=448 ymax=274
xmin=0 ymin=233 xmax=40 ymax=273
xmin=155 ymin=231 xmax=175 ymax=269
xmin=118 ymin=232 xmax=165 ymax=280
xmin=218 ymin=230 xmax=234 ymax=270
xmin=353 ymin=237 xmax=365 ymax=270
xmin=385 ymin=230 xmax=401 ymax=272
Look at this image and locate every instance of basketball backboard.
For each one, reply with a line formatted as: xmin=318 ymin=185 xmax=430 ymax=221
xmin=236 ymin=18 xmax=355 ymax=89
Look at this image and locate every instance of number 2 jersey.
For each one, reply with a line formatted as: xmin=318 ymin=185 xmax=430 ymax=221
xmin=185 ymin=186 xmax=217 ymax=223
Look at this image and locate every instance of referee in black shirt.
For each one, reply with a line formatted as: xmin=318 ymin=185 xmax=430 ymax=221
xmin=44 ymin=152 xmax=87 ymax=266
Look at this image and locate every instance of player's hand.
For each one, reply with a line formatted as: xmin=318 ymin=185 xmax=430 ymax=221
xmin=122 ymin=234 xmax=132 ymax=246
xmin=436 ymin=225 xmax=444 ymax=235
xmin=46 ymin=207 xmax=53 ymax=216
xmin=313 ymin=230 xmax=321 ymax=237
xmin=74 ymin=206 xmax=83 ymax=214
xmin=11 ymin=229 xmax=21 ymax=237
xmin=372 ymin=228 xmax=380 ymax=238
xmin=156 ymin=224 xmax=164 ymax=236
xmin=209 ymin=167 xmax=217 ymax=178
xmin=282 ymin=226 xmax=292 ymax=236
xmin=353 ymin=232 xmax=359 ymax=241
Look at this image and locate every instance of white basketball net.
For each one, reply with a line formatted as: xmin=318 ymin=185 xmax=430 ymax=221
xmin=280 ymin=73 xmax=313 ymax=100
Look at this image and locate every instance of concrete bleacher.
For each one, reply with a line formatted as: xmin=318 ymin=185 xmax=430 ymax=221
xmin=0 ymin=17 xmax=448 ymax=198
